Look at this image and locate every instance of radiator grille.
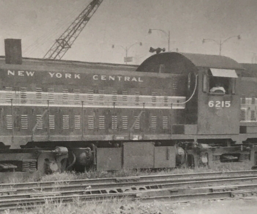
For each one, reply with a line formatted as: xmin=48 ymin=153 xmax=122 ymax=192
xmin=88 ymin=115 xmax=94 ymax=130
xmin=99 ymin=116 xmax=105 ymax=130
xmin=6 ymin=115 xmax=13 ymax=129
xmin=49 ymin=115 xmax=55 ymax=130
xmin=151 ymin=115 xmax=157 ymax=130
xmin=21 ymin=115 xmax=28 ymax=129
xmin=162 ymin=116 xmax=168 ymax=129
xmin=112 ymin=116 xmax=118 ymax=130
xmin=63 ymin=115 xmax=69 ymax=129
xmin=122 ymin=116 xmax=128 ymax=130
xmin=74 ymin=115 xmax=81 ymax=130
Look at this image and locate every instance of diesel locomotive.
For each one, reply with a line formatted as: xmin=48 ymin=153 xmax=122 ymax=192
xmin=1 ymin=39 xmax=257 ymax=175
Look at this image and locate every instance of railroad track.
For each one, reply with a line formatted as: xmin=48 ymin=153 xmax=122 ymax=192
xmin=1 ymin=170 xmax=257 ymax=211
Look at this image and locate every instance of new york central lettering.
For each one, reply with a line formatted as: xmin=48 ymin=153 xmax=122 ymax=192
xmin=7 ymin=70 xmax=81 ymax=79
xmin=7 ymin=70 xmax=35 ymax=76
xmin=48 ymin=72 xmax=80 ymax=79
xmin=93 ymin=75 xmax=143 ymax=82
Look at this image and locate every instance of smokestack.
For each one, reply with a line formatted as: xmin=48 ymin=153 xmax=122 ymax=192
xmin=4 ymin=39 xmax=22 ymax=64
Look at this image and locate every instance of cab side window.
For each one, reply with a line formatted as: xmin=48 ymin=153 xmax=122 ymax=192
xmin=203 ymin=74 xmax=236 ymax=95
xmin=209 ymin=77 xmax=229 ymax=94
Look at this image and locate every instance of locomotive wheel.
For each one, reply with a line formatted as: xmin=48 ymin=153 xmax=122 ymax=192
xmin=37 ymin=151 xmax=68 ymax=175
xmin=37 ymin=152 xmax=58 ymax=175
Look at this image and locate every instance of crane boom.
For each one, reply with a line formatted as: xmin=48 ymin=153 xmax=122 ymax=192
xmin=43 ymin=0 xmax=103 ymax=60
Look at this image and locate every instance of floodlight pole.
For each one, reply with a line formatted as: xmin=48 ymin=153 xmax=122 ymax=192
xmin=202 ymin=35 xmax=241 ymax=55
xmin=112 ymin=42 xmax=142 ymax=64
xmin=148 ymin=29 xmax=170 ymax=51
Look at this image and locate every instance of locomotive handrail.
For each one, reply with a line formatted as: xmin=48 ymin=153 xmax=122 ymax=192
xmin=178 ymin=74 xmax=198 ymax=105
xmin=129 ymin=110 xmax=144 ymax=131
xmin=0 ymin=97 xmax=186 ymax=109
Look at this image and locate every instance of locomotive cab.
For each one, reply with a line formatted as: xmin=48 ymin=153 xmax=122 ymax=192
xmin=198 ymin=68 xmax=240 ymax=135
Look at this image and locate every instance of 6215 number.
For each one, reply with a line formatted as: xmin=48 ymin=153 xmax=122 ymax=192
xmin=208 ymin=101 xmax=231 ymax=108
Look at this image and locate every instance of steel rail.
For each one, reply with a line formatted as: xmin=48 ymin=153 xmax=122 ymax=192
xmin=1 ymin=183 xmax=257 ymax=211
xmin=1 ymin=174 xmax=257 ymax=196
xmin=1 ymin=169 xmax=257 ymax=189
xmin=1 ymin=174 xmax=257 ymax=202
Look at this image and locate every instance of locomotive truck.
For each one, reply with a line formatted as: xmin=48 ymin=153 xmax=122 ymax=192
xmin=0 ymin=39 xmax=257 ymax=176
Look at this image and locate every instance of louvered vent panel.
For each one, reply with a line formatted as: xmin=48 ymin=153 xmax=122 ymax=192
xmin=36 ymin=115 xmax=43 ymax=130
xmin=151 ymin=97 xmax=156 ymax=106
xmin=36 ymin=87 xmax=42 ymax=103
xmin=151 ymin=92 xmax=157 ymax=106
xmin=112 ymin=95 xmax=117 ymax=102
xmin=99 ymin=95 xmax=104 ymax=105
xmin=162 ymin=116 xmax=168 ymax=129
xmin=49 ymin=115 xmax=55 ymax=130
xmin=63 ymin=89 xmax=68 ymax=103
xmin=21 ymin=115 xmax=28 ymax=129
xmin=74 ymin=89 xmax=80 ymax=104
xmin=88 ymin=115 xmax=94 ymax=130
xmin=48 ymin=88 xmax=54 ymax=104
xmin=6 ymin=115 xmax=13 ymax=129
xmin=134 ymin=116 xmax=140 ymax=130
xmin=87 ymin=94 xmax=94 ymax=102
xmin=5 ymin=87 xmax=13 ymax=103
xmin=20 ymin=87 xmax=27 ymax=103
xmin=122 ymin=96 xmax=127 ymax=105
xmin=122 ymin=116 xmax=128 ymax=130
xmin=99 ymin=116 xmax=105 ymax=130
xmin=74 ymin=115 xmax=81 ymax=130
xmin=112 ymin=116 xmax=118 ymax=130
xmin=164 ymin=96 xmax=168 ymax=107
xmin=63 ymin=115 xmax=69 ymax=130
xmin=135 ymin=96 xmax=139 ymax=105
xmin=151 ymin=116 xmax=157 ymax=130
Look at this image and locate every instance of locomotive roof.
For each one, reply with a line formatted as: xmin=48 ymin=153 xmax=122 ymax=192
xmin=137 ymin=52 xmax=243 ymax=73
xmin=0 ymin=56 xmax=138 ymax=72
xmin=180 ymin=52 xmax=243 ymax=69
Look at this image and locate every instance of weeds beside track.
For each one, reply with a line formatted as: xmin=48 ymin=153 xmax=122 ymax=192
xmin=1 ymin=170 xmax=257 ymax=212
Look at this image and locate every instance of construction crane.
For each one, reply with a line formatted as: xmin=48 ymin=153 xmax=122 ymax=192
xmin=43 ymin=0 xmax=103 ymax=60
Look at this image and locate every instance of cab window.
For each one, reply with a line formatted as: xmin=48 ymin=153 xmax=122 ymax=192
xmin=209 ymin=77 xmax=229 ymax=94
xmin=203 ymin=75 xmax=236 ymax=95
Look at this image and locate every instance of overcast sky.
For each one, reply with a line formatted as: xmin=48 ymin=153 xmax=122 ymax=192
xmin=0 ymin=0 xmax=257 ymax=64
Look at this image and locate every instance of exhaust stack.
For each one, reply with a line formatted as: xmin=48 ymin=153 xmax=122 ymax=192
xmin=4 ymin=39 xmax=22 ymax=64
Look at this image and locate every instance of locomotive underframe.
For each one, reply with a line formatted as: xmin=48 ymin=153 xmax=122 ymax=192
xmin=0 ymin=135 xmax=256 ymax=175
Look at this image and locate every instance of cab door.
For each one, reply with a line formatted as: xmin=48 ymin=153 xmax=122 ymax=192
xmin=197 ymin=69 xmax=240 ymax=135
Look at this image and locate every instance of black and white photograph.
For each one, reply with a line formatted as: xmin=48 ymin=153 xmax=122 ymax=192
xmin=0 ymin=0 xmax=257 ymax=213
